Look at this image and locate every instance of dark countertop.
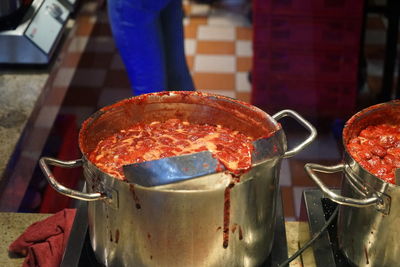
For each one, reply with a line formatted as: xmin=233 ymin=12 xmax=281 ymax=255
xmin=0 ymin=73 xmax=48 ymax=183
xmin=0 ymin=18 xmax=82 ymax=211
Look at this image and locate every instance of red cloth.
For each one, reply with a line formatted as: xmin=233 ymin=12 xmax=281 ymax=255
xmin=9 ymin=209 xmax=76 ymax=267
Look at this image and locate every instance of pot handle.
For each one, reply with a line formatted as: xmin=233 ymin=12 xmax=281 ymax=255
xmin=39 ymin=157 xmax=107 ymax=201
xmin=272 ymin=110 xmax=317 ymax=158
xmin=304 ymin=163 xmax=381 ymax=207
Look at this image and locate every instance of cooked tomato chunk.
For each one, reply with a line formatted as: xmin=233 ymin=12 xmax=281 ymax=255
xmin=89 ymin=119 xmax=255 ymax=180
xmin=348 ymin=124 xmax=400 ymax=184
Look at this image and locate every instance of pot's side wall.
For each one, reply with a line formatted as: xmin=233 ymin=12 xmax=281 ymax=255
xmin=338 ymin=167 xmax=400 ymax=267
xmin=338 ymin=101 xmax=400 ymax=267
xmin=84 ymin=158 xmax=281 ymax=267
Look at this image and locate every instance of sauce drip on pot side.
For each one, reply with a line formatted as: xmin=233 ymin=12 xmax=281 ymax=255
xmin=88 ymin=118 xmax=255 ymax=180
xmin=347 ymin=123 xmax=400 ymax=184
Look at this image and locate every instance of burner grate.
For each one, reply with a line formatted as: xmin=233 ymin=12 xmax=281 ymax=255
xmin=303 ymin=189 xmax=354 ymax=267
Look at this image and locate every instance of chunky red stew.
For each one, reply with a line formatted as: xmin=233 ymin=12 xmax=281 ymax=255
xmin=89 ymin=119 xmax=254 ymax=180
xmin=347 ymin=123 xmax=400 ymax=184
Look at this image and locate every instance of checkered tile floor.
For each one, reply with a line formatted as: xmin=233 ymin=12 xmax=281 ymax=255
xmin=183 ymin=2 xmax=252 ymax=101
xmin=44 ymin=0 xmax=397 ymax=220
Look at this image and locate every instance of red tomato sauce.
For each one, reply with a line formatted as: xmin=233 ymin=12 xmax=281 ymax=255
xmin=347 ymin=124 xmax=400 ymax=184
xmin=89 ymin=119 xmax=254 ymax=180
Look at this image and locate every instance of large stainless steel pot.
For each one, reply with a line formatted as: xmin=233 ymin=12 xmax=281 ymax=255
xmin=305 ymin=100 xmax=400 ymax=267
xmin=40 ymin=92 xmax=316 ymax=267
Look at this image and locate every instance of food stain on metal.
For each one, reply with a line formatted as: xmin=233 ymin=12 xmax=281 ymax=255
xmin=231 ymin=224 xmax=237 ymax=233
xmin=229 ymin=223 xmax=243 ymax=241
xmin=109 ymin=229 xmax=120 ymax=243
xmin=222 ymin=173 xmax=244 ymax=248
xmin=115 ymin=229 xmax=120 ymax=244
xmin=129 ymin=184 xmax=141 ymax=209
xmin=223 ymin=179 xmax=238 ymax=249
xmin=364 ymin=246 xmax=369 ymax=265
xmin=238 ymin=225 xmax=243 ymax=240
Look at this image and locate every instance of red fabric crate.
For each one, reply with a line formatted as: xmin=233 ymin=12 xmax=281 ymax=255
xmin=251 ymin=76 xmax=357 ymax=118
xmin=253 ymin=16 xmax=362 ymax=50
xmin=253 ymin=0 xmax=364 ymax=18
xmin=252 ymin=48 xmax=359 ymax=82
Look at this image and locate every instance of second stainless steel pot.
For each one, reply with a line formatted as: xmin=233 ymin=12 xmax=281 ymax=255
xmin=40 ymin=92 xmax=316 ymax=266
xmin=305 ymin=100 xmax=400 ymax=267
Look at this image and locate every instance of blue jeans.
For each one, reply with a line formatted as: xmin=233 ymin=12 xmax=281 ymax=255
xmin=108 ymin=0 xmax=195 ymax=95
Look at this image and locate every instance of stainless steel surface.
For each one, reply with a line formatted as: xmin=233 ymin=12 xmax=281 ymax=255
xmin=396 ymin=168 xmax=400 ymax=185
xmin=39 ymin=157 xmax=107 ymax=201
xmin=303 ymin=189 xmax=352 ymax=267
xmin=123 ymin=151 xmax=225 ymax=187
xmin=304 ymin=163 xmax=381 ymax=207
xmin=61 ymin=189 xmax=289 ymax=267
xmin=305 ymin=100 xmax=400 ymax=267
xmin=41 ymin=92 xmax=316 ymax=267
xmin=272 ymin=109 xmax=317 ymax=158
xmin=0 ymin=0 xmax=70 ymax=64
xmin=0 ymin=0 xmax=23 ymax=17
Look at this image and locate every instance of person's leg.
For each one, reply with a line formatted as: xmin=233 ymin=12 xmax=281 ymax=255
xmin=107 ymin=0 xmax=167 ymax=95
xmin=160 ymin=0 xmax=195 ymax=91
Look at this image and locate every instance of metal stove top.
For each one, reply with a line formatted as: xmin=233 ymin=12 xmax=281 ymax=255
xmin=61 ymin=190 xmax=289 ymax=267
xmin=303 ymin=189 xmax=354 ymax=267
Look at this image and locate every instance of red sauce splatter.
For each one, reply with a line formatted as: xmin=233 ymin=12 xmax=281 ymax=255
xmin=147 ymin=233 xmax=151 ymax=240
xmin=347 ymin=124 xmax=400 ymax=184
xmin=115 ymin=229 xmax=120 ymax=243
xmin=129 ymin=184 xmax=141 ymax=209
xmin=223 ymin=182 xmax=235 ymax=249
xmin=230 ymin=224 xmax=243 ymax=241
xmin=364 ymin=246 xmax=369 ymax=264
xmin=88 ymin=119 xmax=254 ymax=180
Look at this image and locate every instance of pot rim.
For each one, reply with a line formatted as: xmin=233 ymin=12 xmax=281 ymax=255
xmin=79 ymin=91 xmax=284 ymax=184
xmin=342 ymin=100 xmax=400 ymax=187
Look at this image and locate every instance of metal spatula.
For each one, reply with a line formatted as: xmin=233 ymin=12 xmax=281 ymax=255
xmin=122 ymin=151 xmax=225 ymax=187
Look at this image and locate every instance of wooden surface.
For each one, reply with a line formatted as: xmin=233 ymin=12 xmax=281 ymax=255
xmin=286 ymin=221 xmax=316 ymax=267
xmin=0 ymin=211 xmax=317 ymax=266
